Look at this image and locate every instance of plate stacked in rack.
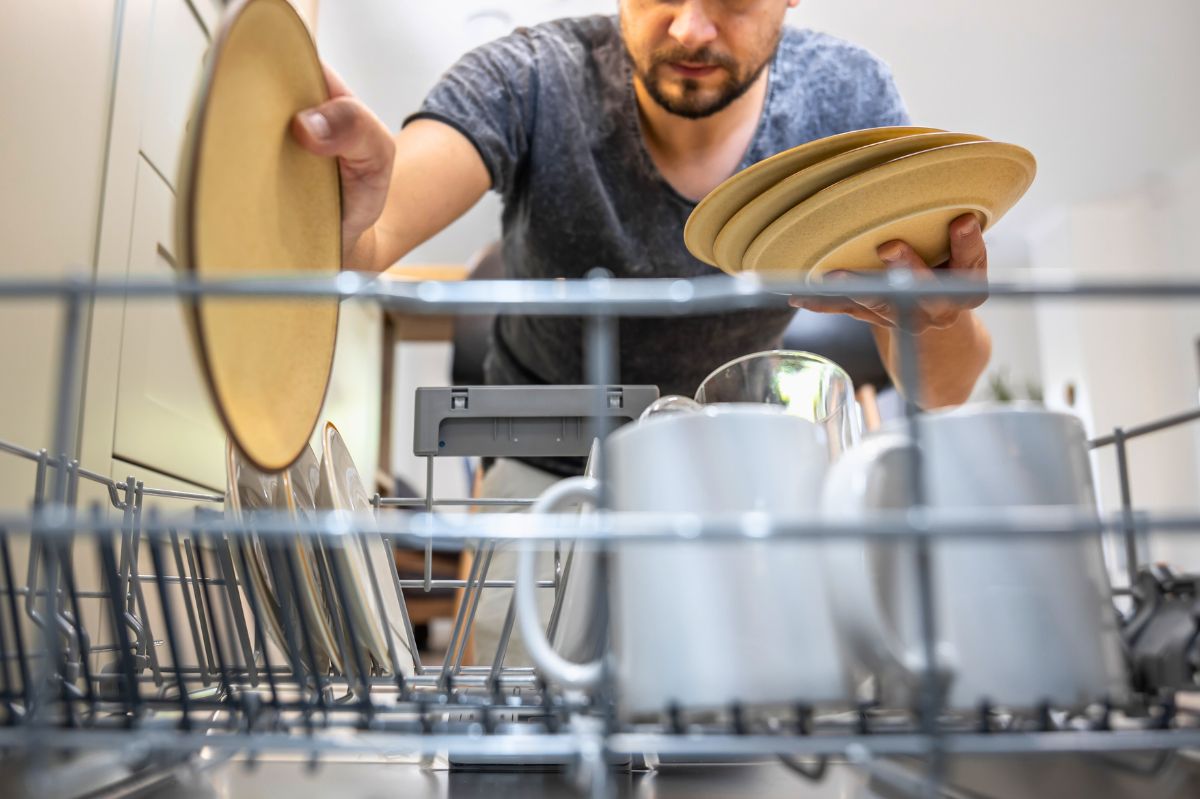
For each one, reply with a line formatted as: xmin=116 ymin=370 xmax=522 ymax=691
xmin=224 ymin=430 xmax=415 ymax=682
xmin=683 ymin=126 xmax=1036 ymax=280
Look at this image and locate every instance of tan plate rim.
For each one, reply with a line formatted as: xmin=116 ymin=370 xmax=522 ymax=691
xmin=743 ymin=140 xmax=1036 ymax=274
xmin=804 ymin=202 xmax=993 ymax=284
xmin=176 ymin=0 xmax=342 ymax=474
xmin=713 ymin=131 xmax=990 ymax=272
xmin=684 ymin=126 xmax=943 ymax=266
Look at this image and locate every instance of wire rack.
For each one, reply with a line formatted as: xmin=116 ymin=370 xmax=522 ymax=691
xmin=1 ymin=270 xmax=1200 ymax=798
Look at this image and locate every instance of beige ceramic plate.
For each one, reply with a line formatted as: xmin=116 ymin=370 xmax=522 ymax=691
xmin=316 ymin=422 xmax=415 ymax=677
xmin=177 ymin=0 xmax=340 ymax=473
xmin=683 ymin=126 xmax=941 ymax=267
xmin=712 ymin=131 xmax=989 ymax=272
xmin=742 ymin=141 xmax=1036 ymax=279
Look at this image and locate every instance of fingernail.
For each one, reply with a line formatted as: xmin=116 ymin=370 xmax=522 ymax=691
xmin=300 ymin=110 xmax=331 ymax=140
xmin=959 ymin=217 xmax=980 ymax=238
xmin=878 ymin=242 xmax=905 ymax=263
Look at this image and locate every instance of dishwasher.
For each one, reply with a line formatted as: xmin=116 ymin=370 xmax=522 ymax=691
xmin=0 ymin=270 xmax=1198 ymax=799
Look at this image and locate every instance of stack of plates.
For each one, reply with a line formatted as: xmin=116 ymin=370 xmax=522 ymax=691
xmin=224 ymin=424 xmax=416 ymax=682
xmin=684 ymin=127 xmax=1036 ymax=279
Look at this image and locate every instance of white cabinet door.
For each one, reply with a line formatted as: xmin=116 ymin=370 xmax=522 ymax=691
xmin=112 ymin=159 xmax=226 ymax=490
xmin=140 ymin=0 xmax=210 ymax=188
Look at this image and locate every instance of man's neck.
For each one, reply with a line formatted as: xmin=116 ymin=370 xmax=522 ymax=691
xmin=634 ymin=68 xmax=771 ymax=200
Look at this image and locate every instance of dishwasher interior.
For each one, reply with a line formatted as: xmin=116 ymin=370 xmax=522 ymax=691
xmin=0 ymin=270 xmax=1199 ymax=799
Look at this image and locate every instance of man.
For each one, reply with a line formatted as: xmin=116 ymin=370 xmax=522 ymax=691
xmin=292 ymin=0 xmax=991 ymax=659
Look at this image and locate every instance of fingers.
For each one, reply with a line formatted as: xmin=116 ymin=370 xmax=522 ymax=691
xmin=947 ymin=213 xmax=990 ymax=309
xmin=791 ymin=216 xmax=992 ymax=333
xmin=948 ymin=214 xmax=987 ymax=273
xmin=789 ymin=295 xmax=893 ymax=327
xmin=291 ymin=96 xmax=395 ymax=177
xmin=875 ymin=241 xmax=959 ymax=330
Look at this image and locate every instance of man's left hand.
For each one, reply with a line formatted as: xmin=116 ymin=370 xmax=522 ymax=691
xmin=791 ymin=213 xmax=989 ymax=333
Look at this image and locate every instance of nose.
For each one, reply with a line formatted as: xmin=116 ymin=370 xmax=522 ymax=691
xmin=667 ymin=1 xmax=718 ymax=51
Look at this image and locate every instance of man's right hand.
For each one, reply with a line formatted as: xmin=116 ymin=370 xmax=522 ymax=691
xmin=292 ymin=65 xmax=395 ymax=266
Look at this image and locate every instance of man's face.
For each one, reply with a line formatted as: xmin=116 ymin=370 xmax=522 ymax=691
xmin=620 ymin=0 xmax=796 ymax=119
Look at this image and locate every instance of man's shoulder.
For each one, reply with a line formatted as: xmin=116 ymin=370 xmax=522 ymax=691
xmin=511 ymin=15 xmax=620 ymax=59
xmin=776 ymin=27 xmax=896 ymax=87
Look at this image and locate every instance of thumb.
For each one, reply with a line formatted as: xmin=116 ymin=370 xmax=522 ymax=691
xmin=291 ymin=96 xmax=392 ymax=173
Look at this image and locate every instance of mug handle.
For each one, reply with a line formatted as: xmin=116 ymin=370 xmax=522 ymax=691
xmin=822 ymin=434 xmax=948 ymax=692
xmin=515 ymin=476 xmax=604 ymax=689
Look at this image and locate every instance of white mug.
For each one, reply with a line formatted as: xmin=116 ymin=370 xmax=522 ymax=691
xmin=516 ymin=404 xmax=854 ymax=717
xmin=822 ymin=404 xmax=1128 ymax=710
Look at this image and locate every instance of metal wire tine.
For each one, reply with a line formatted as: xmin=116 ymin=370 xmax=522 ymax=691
xmin=32 ymin=450 xmax=49 ymax=511
xmin=355 ymin=532 xmax=404 ymax=693
xmin=145 ymin=518 xmax=191 ymax=730
xmin=545 ymin=541 xmax=578 ymax=645
xmin=488 ymin=591 xmax=518 ymax=683
xmin=380 ymin=532 xmax=423 ymax=676
xmin=169 ymin=530 xmax=212 ymax=685
xmin=0 ymin=536 xmax=11 ymax=718
xmin=440 ymin=540 xmax=495 ymax=688
xmin=892 ymin=288 xmax=944 ymax=799
xmin=553 ymin=539 xmax=561 ymax=593
xmin=95 ymin=517 xmax=140 ymax=724
xmin=0 ymin=528 xmax=30 ymax=718
xmin=1112 ymin=429 xmax=1142 ymax=587
xmin=58 ymin=535 xmax=96 ymax=721
xmin=34 ymin=520 xmax=71 ymax=728
xmin=188 ymin=531 xmax=233 ymax=702
xmin=583 ymin=304 xmax=617 ymax=723
xmin=311 ymin=540 xmax=353 ymax=698
xmin=128 ymin=556 xmax=163 ymax=681
xmin=127 ymin=488 xmax=163 ymax=686
xmin=50 ymin=293 xmax=84 ymax=505
xmin=584 ymin=311 xmax=617 ymax=510
xmin=231 ymin=538 xmax=278 ymax=711
xmin=423 ymin=456 xmax=434 ymax=592
xmin=66 ymin=459 xmax=81 ymax=509
xmin=210 ymin=531 xmax=258 ymax=686
xmin=321 ymin=535 xmax=372 ymax=714
xmin=116 ymin=478 xmax=137 ymax=612
xmin=276 ymin=540 xmax=328 ymax=718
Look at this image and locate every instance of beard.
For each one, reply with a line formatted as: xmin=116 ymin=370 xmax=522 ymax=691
xmin=633 ymin=40 xmax=778 ymax=120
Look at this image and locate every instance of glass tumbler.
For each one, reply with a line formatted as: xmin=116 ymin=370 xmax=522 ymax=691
xmin=694 ymin=350 xmax=862 ymax=459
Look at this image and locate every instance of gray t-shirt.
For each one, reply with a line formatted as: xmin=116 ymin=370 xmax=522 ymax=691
xmin=408 ymin=16 xmax=908 ymax=473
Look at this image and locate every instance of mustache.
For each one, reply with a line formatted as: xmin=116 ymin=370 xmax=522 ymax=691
xmin=648 ymin=46 xmax=737 ymax=72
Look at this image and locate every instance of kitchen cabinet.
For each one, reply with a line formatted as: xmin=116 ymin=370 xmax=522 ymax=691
xmin=0 ymin=3 xmax=119 ymax=509
xmin=141 ymin=0 xmax=211 ymax=187
xmin=112 ymin=159 xmax=227 ymax=490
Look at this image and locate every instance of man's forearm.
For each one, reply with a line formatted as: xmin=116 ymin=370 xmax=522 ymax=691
xmin=873 ymin=311 xmax=992 ymax=409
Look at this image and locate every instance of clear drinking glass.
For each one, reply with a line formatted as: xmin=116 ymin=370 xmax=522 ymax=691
xmin=694 ymin=350 xmax=862 ymax=459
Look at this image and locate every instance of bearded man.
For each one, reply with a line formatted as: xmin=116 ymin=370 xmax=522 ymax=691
xmin=293 ymin=0 xmax=991 ymax=659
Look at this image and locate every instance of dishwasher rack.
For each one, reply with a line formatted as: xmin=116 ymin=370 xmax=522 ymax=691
xmin=1 ymin=270 xmax=1200 ymax=799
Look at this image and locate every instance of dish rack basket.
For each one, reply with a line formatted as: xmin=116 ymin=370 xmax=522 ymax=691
xmin=1 ymin=270 xmax=1199 ymax=798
